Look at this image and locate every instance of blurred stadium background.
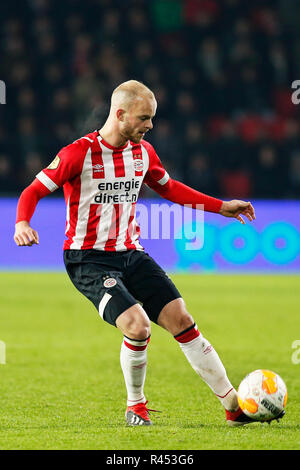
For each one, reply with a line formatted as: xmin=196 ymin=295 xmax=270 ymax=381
xmin=1 ymin=0 xmax=300 ymax=271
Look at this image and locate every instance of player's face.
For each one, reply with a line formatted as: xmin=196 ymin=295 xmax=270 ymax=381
xmin=120 ymin=97 xmax=157 ymax=143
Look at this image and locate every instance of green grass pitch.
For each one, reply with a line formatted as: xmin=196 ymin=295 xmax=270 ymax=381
xmin=0 ymin=272 xmax=299 ymax=450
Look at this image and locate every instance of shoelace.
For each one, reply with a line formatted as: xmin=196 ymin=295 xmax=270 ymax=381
xmin=143 ymin=400 xmax=162 ymax=414
xmin=130 ymin=400 xmax=162 ymax=418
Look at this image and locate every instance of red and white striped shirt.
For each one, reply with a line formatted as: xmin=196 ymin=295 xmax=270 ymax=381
xmin=36 ymin=130 xmax=171 ymax=251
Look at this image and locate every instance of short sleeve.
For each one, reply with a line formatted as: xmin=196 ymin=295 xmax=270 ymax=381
xmin=142 ymin=140 xmax=170 ymax=190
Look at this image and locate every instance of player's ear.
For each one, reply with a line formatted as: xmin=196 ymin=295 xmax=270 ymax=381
xmin=116 ymin=108 xmax=126 ymax=121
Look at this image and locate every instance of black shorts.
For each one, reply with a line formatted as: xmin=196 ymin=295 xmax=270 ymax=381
xmin=63 ymin=249 xmax=182 ymax=326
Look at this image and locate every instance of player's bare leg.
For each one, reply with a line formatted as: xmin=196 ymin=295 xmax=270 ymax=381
xmin=116 ymin=304 xmax=153 ymax=425
xmin=157 ymin=298 xmax=240 ymax=416
xmin=116 ymin=303 xmax=151 ymax=340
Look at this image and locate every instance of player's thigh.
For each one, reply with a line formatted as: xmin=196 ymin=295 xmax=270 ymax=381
xmin=124 ymin=251 xmax=183 ymax=324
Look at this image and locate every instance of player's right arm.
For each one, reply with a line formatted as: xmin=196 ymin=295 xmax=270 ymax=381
xmin=14 ymin=179 xmax=51 ymax=246
xmin=14 ymin=137 xmax=90 ymax=247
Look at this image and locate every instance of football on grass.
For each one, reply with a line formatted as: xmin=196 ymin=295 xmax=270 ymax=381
xmin=237 ymin=369 xmax=287 ymax=421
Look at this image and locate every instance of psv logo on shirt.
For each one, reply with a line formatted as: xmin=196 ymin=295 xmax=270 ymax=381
xmin=133 ymin=159 xmax=143 ymax=172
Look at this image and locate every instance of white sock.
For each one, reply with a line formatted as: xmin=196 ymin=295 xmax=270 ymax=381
xmin=175 ymin=324 xmax=238 ymax=411
xmin=120 ymin=336 xmax=149 ymax=407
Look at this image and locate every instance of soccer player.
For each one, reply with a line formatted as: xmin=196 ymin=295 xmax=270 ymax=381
xmin=14 ymin=80 xmax=257 ymax=426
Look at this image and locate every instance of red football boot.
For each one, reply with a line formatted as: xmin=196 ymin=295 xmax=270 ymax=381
xmin=226 ymin=407 xmax=285 ymax=426
xmin=125 ymin=401 xmax=159 ymax=426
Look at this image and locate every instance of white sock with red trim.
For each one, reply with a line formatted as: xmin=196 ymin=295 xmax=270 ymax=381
xmin=175 ymin=324 xmax=238 ymax=411
xmin=120 ymin=335 xmax=150 ymax=407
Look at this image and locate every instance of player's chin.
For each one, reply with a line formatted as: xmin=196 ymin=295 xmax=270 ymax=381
xmin=131 ymin=133 xmax=145 ymax=143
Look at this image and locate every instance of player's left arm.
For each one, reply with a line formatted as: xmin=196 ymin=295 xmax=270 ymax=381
xmin=148 ymin=177 xmax=255 ymax=224
xmin=218 ymin=199 xmax=255 ymax=224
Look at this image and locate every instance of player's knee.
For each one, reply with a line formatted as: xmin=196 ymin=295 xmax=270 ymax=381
xmin=158 ymin=298 xmax=195 ymax=336
xmin=124 ymin=320 xmax=151 ymax=340
xmin=116 ymin=304 xmax=151 ymax=340
xmin=175 ymin=312 xmax=195 ymax=335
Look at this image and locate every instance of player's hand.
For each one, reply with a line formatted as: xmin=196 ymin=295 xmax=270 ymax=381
xmin=14 ymin=221 xmax=39 ymax=246
xmin=219 ymin=200 xmax=256 ymax=224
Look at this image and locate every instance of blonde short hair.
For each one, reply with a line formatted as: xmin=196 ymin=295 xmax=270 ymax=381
xmin=111 ymin=80 xmax=155 ymax=110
